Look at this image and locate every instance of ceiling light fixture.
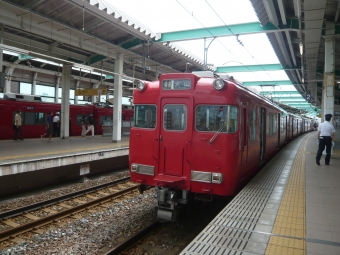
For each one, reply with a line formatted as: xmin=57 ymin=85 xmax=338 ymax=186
xmin=73 ymin=63 xmax=95 ymax=71
xmin=299 ymin=42 xmax=303 ymax=55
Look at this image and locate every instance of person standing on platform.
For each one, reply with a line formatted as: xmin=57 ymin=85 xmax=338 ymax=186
xmin=313 ymin=122 xmax=317 ymax=131
xmin=81 ymin=116 xmax=87 ymax=137
xmin=53 ymin=113 xmax=60 ymax=137
xmin=41 ymin=111 xmax=53 ymax=141
xmin=13 ymin=110 xmax=23 ymax=141
xmin=84 ymin=112 xmax=95 ymax=137
xmin=69 ymin=117 xmax=73 ymax=136
xmin=316 ymin=114 xmax=335 ymax=165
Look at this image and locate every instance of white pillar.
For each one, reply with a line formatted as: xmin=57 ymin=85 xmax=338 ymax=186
xmin=4 ymin=66 xmax=14 ymax=93
xmin=322 ymin=23 xmax=335 ymax=122
xmin=0 ymin=25 xmax=3 ymax=74
xmin=61 ymin=65 xmax=71 ymax=139
xmin=74 ymin=80 xmax=80 ymax=104
xmin=92 ymin=82 xmax=100 ymax=103
xmin=112 ymin=53 xmax=123 ymax=143
xmin=0 ymin=49 xmax=3 ymax=73
xmin=55 ymin=76 xmax=61 ymax=103
xmin=32 ymin=72 xmax=38 ymax=95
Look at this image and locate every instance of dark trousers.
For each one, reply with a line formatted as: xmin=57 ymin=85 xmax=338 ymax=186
xmin=53 ymin=122 xmax=60 ymax=137
xmin=13 ymin=126 xmax=23 ymax=139
xmin=316 ymin=136 xmax=332 ymax=164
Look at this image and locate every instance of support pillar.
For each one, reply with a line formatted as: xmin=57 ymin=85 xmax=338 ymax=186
xmin=0 ymin=25 xmax=3 ymax=73
xmin=112 ymin=53 xmax=123 ymax=143
xmin=61 ymin=65 xmax=71 ymax=139
xmin=4 ymin=66 xmax=14 ymax=93
xmin=32 ymin=72 xmax=38 ymax=95
xmin=92 ymin=82 xmax=100 ymax=103
xmin=74 ymin=80 xmax=80 ymax=104
xmin=55 ymin=76 xmax=61 ymax=103
xmin=322 ymin=24 xmax=335 ymax=121
xmin=0 ymin=49 xmax=3 ymax=73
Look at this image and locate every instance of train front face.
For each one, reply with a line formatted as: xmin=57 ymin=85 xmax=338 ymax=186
xmin=129 ymin=73 xmax=240 ymax=221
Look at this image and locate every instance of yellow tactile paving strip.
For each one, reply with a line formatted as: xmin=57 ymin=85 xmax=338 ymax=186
xmin=265 ymin=137 xmax=307 ymax=255
xmin=0 ymin=143 xmax=129 ymax=162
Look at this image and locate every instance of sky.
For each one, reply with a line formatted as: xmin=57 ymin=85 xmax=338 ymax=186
xmin=108 ymin=0 xmax=293 ymax=93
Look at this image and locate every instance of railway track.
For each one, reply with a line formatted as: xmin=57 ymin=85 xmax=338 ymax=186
xmin=0 ymin=178 xmax=140 ymax=244
xmin=0 ymin=176 xmax=131 ymax=220
xmin=104 ymin=199 xmax=230 ymax=255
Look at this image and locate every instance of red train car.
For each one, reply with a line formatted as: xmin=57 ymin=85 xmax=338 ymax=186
xmin=129 ymin=71 xmax=311 ymax=221
xmin=0 ymin=93 xmax=134 ymax=140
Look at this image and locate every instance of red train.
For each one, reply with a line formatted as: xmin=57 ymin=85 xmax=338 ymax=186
xmin=129 ymin=71 xmax=312 ymax=221
xmin=0 ymin=93 xmax=134 ymax=140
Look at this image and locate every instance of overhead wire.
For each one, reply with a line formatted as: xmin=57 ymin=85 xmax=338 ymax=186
xmin=175 ymin=0 xmax=285 ymax=96
xmin=176 ymin=0 xmax=310 ymax=112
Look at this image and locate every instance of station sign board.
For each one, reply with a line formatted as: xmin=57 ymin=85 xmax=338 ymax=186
xmin=75 ymin=88 xmax=107 ymax=96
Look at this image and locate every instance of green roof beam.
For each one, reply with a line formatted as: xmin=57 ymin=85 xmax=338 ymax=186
xmin=157 ymin=20 xmax=299 ymax=42
xmin=269 ymin=97 xmax=305 ymax=100
xmin=121 ymin=38 xmax=147 ymax=49
xmin=286 ymin=104 xmax=311 ymax=107
xmin=260 ymin=91 xmax=300 ymax=95
xmin=278 ymin=100 xmax=307 ymax=103
xmin=88 ymin=54 xmax=107 ymax=65
xmin=216 ymin=64 xmax=298 ymax=73
xmin=243 ymin=80 xmax=293 ymax=86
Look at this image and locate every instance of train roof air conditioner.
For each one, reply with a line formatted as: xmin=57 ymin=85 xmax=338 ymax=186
xmin=4 ymin=92 xmax=42 ymax=102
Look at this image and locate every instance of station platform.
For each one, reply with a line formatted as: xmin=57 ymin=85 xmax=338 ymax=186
xmin=0 ymin=136 xmax=129 ymax=197
xmin=180 ymin=130 xmax=340 ymax=255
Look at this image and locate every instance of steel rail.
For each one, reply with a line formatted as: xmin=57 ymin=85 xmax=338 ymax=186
xmin=104 ymin=221 xmax=160 ymax=255
xmin=0 ymin=176 xmax=131 ymax=220
xmin=0 ymin=184 xmax=139 ymax=242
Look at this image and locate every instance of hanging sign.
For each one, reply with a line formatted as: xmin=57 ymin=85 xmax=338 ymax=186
xmin=75 ymin=88 xmax=107 ymax=96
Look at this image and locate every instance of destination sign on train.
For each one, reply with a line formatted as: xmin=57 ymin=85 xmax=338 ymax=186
xmin=75 ymin=88 xmax=107 ymax=96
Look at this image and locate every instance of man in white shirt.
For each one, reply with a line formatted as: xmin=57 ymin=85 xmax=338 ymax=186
xmin=316 ymin=114 xmax=335 ymax=165
xmin=53 ymin=113 xmax=60 ymax=137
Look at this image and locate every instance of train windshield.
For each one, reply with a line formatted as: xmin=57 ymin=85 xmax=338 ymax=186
xmin=163 ymin=104 xmax=187 ymax=131
xmin=195 ymin=105 xmax=238 ymax=133
xmin=134 ymin=105 xmax=156 ymax=128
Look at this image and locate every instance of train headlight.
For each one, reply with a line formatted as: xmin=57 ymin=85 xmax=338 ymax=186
xmin=130 ymin=163 xmax=155 ymax=175
xmin=135 ymin=79 xmax=147 ymax=92
xmin=131 ymin=164 xmax=138 ymax=172
xmin=213 ymin=78 xmax=226 ymax=90
xmin=212 ymin=173 xmax=223 ymax=184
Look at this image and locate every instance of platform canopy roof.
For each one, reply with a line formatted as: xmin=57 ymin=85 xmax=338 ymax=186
xmin=1 ymin=0 xmax=338 ymax=117
xmin=149 ymin=0 xmax=340 ymax=117
xmin=0 ymin=0 xmax=211 ymax=88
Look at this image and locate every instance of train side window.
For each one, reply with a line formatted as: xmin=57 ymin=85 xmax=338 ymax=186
xmin=12 ymin=111 xmax=25 ymax=125
xmin=135 ymin=105 xmax=156 ymax=129
xmin=163 ymin=104 xmax=187 ymax=131
xmin=100 ymin=115 xmax=113 ymax=125
xmin=281 ymin=117 xmax=286 ymax=133
xmin=249 ymin=109 xmax=256 ymax=142
xmin=267 ymin=113 xmax=275 ymax=136
xmin=272 ymin=113 xmax=277 ymax=135
xmin=12 ymin=111 xmax=46 ymax=125
xmin=195 ymin=105 xmax=238 ymax=133
xmin=76 ymin=114 xmax=86 ymax=125
xmin=35 ymin=113 xmax=46 ymax=125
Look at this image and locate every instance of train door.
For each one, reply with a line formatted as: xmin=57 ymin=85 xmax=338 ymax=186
xmin=159 ymin=98 xmax=192 ymax=176
xmin=259 ymin=107 xmax=266 ymax=163
xmin=241 ymin=107 xmax=248 ymax=173
xmin=277 ymin=113 xmax=280 ymax=149
xmin=285 ymin=116 xmax=288 ymax=142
